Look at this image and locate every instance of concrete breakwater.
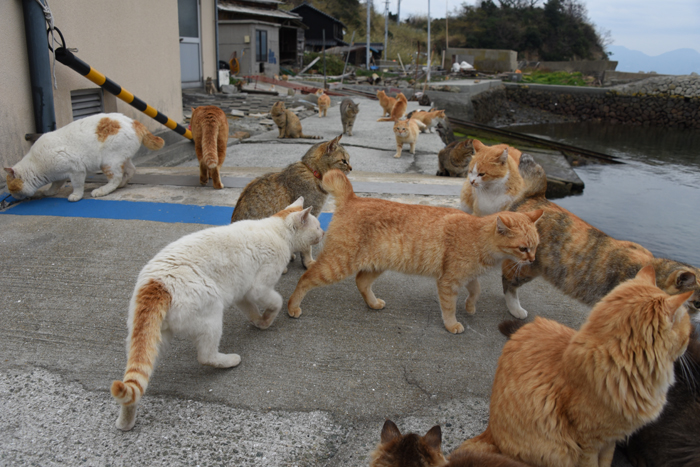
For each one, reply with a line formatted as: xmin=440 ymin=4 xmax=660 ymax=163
xmin=504 ymin=76 xmax=700 ymax=129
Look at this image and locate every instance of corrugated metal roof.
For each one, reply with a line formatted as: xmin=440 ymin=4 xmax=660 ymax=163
xmin=218 ymin=2 xmax=302 ymax=21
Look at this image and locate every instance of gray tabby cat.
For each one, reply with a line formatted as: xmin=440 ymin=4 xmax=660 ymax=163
xmin=340 ymin=98 xmax=360 ymax=136
xmin=231 ymin=135 xmax=352 ymax=268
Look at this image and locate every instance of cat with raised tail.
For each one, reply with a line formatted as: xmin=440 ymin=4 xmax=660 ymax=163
xmin=110 ymin=198 xmax=324 ymax=431
xmin=287 ymin=169 xmax=543 ymax=334
xmin=4 ymin=113 xmax=163 ymax=202
xmin=377 ymin=93 xmax=408 ymax=122
xmin=190 ymin=105 xmax=228 ymax=189
xmin=370 ymin=420 xmax=529 ymax=467
xmin=377 ymin=90 xmax=397 ymax=117
xmin=460 ymin=140 xmax=524 ymax=216
xmin=454 ymin=266 xmax=694 ymax=467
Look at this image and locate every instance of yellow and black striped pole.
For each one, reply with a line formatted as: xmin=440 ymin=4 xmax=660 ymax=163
xmin=55 ymin=47 xmax=192 ymax=140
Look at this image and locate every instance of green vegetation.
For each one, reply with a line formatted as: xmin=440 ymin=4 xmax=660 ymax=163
xmin=521 ymin=71 xmax=589 ymax=86
xmin=302 ymin=52 xmax=347 ymax=76
xmin=283 ymin=0 xmax=608 ymax=64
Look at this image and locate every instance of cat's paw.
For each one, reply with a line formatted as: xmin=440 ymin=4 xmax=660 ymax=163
xmin=368 ymin=299 xmax=385 ymax=310
xmin=507 ymin=305 xmax=528 ymax=319
xmin=465 ymin=302 xmax=476 ymax=315
xmin=288 ymin=306 xmax=302 ymax=318
xmin=203 ymin=353 xmax=241 ymax=368
xmin=68 ymin=193 xmax=83 ymax=202
xmin=91 ymin=188 xmax=109 ymax=198
xmin=446 ymin=322 xmax=465 ymax=334
xmin=115 ymin=405 xmax=137 ymax=431
xmin=302 ymin=259 xmax=316 ymax=269
xmin=393 ymin=154 xmax=401 ymax=158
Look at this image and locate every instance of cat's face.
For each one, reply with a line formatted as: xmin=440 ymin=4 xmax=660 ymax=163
xmin=4 ymin=168 xmax=30 ymax=200
xmin=393 ymin=121 xmax=410 ymax=138
xmin=271 ymin=101 xmax=286 ymax=116
xmin=347 ymin=102 xmax=359 ymax=116
xmin=306 ymin=135 xmax=352 ymax=173
xmin=494 ymin=210 xmax=543 ymax=264
xmin=468 ymin=142 xmax=511 ymax=188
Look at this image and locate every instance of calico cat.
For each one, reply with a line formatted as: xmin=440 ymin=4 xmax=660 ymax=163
xmin=190 ymin=105 xmax=228 ymax=189
xmin=316 ymin=89 xmax=331 ymax=117
xmin=378 ymin=93 xmax=408 ymax=122
xmin=455 ymin=266 xmax=694 ymax=467
xmin=377 ymin=90 xmax=397 ymax=117
xmin=231 ymin=136 xmax=351 ymax=268
xmin=622 ymin=330 xmax=700 ymax=467
xmin=392 ymin=118 xmax=426 ymax=159
xmin=501 ymin=159 xmax=700 ymax=319
xmin=436 ymin=139 xmax=475 ymax=177
xmin=110 ymin=198 xmax=324 ymax=431
xmin=409 ymin=109 xmax=447 ymax=133
xmin=460 ymin=140 xmax=524 ymax=216
xmin=4 ymin=113 xmax=163 ymax=202
xmin=340 ymin=98 xmax=360 ymax=136
xmin=370 ymin=420 xmax=530 ymax=467
xmin=287 ymin=169 xmax=543 ymax=334
xmin=270 ymin=101 xmax=321 ymax=139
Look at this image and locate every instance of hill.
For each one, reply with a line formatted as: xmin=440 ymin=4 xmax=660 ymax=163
xmin=608 ymin=45 xmax=700 ymax=75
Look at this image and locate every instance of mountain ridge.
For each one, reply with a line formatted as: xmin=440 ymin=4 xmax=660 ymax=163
xmin=609 ymin=45 xmax=700 ymax=75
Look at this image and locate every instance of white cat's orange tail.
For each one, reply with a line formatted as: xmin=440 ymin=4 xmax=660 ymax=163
xmin=132 ymin=120 xmax=165 ymax=151
xmin=111 ymin=279 xmax=171 ymax=421
xmin=321 ymin=169 xmax=355 ymax=207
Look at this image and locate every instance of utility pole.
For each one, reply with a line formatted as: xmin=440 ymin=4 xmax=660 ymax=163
xmin=427 ymin=0 xmax=431 ymax=83
xmin=366 ymin=0 xmax=371 ymax=69
xmin=383 ymin=0 xmax=389 ymax=61
xmin=397 ymin=0 xmax=401 ymax=24
xmin=445 ymin=1 xmax=449 ymax=50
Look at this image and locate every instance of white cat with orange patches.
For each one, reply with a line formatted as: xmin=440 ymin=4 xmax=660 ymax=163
xmin=110 ymin=198 xmax=324 ymax=431
xmin=460 ymin=140 xmax=524 ymax=216
xmin=4 ymin=113 xmax=163 ymax=202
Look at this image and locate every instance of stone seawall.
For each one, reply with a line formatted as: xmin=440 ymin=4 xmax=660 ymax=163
xmin=504 ymin=76 xmax=700 ymax=129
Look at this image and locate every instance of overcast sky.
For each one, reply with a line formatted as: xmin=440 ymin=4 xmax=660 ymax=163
xmin=388 ymin=0 xmax=700 ymax=56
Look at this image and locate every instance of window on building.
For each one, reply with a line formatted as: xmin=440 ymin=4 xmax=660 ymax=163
xmin=256 ymin=30 xmax=267 ymax=62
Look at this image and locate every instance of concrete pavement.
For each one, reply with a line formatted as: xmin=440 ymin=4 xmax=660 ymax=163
xmin=0 ymin=99 xmax=634 ymax=466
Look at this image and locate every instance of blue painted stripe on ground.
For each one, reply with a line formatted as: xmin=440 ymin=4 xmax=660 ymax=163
xmin=0 ymin=195 xmax=333 ymax=230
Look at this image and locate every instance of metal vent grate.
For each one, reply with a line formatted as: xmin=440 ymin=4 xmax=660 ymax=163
xmin=71 ymin=89 xmax=104 ymax=120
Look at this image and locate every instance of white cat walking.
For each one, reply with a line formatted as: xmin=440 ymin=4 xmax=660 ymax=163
xmin=110 ymin=198 xmax=323 ymax=431
xmin=4 ymin=113 xmax=164 ymax=202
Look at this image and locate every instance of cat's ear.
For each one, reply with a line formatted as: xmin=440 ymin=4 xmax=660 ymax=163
xmin=498 ymin=149 xmax=509 ymax=164
xmin=287 ymin=197 xmax=304 ymax=209
xmin=636 ymin=264 xmax=657 ymax=286
xmin=496 ymin=216 xmax=512 ymax=236
xmin=325 ymin=135 xmax=342 ymax=154
xmin=473 ymin=140 xmax=485 ymax=151
xmin=525 ymin=209 xmax=544 ymax=224
xmin=423 ymin=425 xmax=442 ymax=451
xmin=298 ymin=207 xmax=312 ymax=225
xmin=4 ymin=167 xmax=15 ymax=177
xmin=673 ymin=270 xmax=697 ymax=288
xmin=380 ymin=420 xmax=402 ymax=444
xmin=666 ymin=290 xmax=694 ymax=324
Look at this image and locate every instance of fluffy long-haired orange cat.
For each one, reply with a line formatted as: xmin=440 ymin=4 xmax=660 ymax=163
xmin=454 ymin=265 xmax=694 ymax=467
xmin=460 ymin=140 xmax=524 ymax=216
xmin=378 ymin=93 xmax=408 ymax=122
xmin=287 ymin=170 xmax=543 ymax=334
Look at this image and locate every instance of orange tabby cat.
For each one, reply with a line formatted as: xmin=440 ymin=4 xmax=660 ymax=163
xmin=371 ymin=420 xmax=531 ymax=467
xmin=460 ymin=140 xmax=524 ymax=216
xmin=378 ymin=92 xmax=408 ymax=122
xmin=287 ymin=169 xmax=543 ymax=334
xmin=190 ymin=105 xmax=229 ymax=189
xmin=316 ymin=89 xmax=331 ymax=117
xmin=455 ymin=265 xmax=694 ymax=467
xmin=409 ymin=109 xmax=447 ymax=133
xmin=377 ymin=90 xmax=397 ymax=117
xmin=392 ymin=118 xmax=426 ymax=158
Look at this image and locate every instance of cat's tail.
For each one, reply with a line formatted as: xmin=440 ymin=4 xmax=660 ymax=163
xmin=498 ymin=319 xmax=527 ymax=338
xmin=299 ymin=134 xmax=323 ymax=139
xmin=322 ymin=169 xmax=355 ymax=206
xmin=453 ymin=426 xmax=502 ymax=456
xmin=201 ymin=122 xmax=221 ymax=169
xmin=111 ymin=279 xmax=171 ymax=418
xmin=132 ymin=120 xmax=165 ymax=151
xmin=376 ymin=117 xmax=397 ymax=122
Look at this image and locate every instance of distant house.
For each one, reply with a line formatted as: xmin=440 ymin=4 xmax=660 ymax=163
xmin=290 ymin=3 xmax=347 ymax=52
xmin=217 ymin=0 xmax=306 ymax=76
xmin=325 ymin=44 xmax=383 ymax=68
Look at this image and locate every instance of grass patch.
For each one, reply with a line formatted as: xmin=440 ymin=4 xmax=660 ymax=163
xmin=521 ymin=71 xmax=589 ymax=86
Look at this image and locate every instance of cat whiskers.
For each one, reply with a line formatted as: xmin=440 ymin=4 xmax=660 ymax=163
xmin=677 ymin=351 xmax=699 ymax=394
xmin=505 ymin=260 xmax=529 ymax=279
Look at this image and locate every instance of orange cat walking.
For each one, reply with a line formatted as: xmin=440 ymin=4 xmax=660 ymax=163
xmin=190 ymin=105 xmax=229 ymax=189
xmin=454 ymin=265 xmax=694 ymax=467
xmin=316 ymin=89 xmax=330 ymax=117
xmin=287 ymin=170 xmax=543 ymax=334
